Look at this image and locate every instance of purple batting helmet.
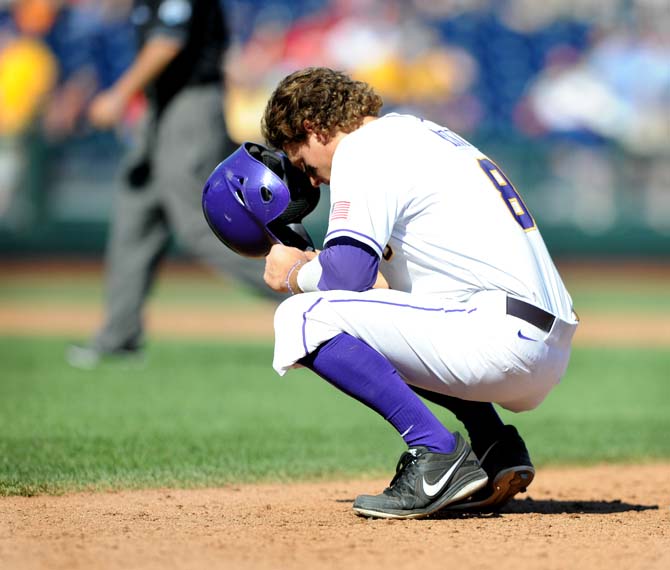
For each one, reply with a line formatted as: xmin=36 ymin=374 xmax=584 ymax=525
xmin=202 ymin=142 xmax=320 ymax=257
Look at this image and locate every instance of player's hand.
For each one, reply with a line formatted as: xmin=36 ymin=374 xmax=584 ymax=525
xmin=88 ymin=89 xmax=126 ymax=129
xmin=264 ymin=244 xmax=310 ymax=293
xmin=373 ymin=272 xmax=389 ymax=289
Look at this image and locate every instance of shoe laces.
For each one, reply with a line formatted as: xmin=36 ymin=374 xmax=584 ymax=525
xmin=384 ymin=449 xmax=422 ymax=496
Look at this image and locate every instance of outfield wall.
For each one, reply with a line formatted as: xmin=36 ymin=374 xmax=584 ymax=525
xmin=1 ymin=132 xmax=668 ymax=258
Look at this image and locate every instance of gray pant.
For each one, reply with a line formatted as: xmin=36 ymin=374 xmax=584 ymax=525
xmin=93 ymin=84 xmax=277 ymax=351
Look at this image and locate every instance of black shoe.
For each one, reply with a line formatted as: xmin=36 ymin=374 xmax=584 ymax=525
xmin=447 ymin=425 xmax=535 ymax=512
xmin=352 ymin=433 xmax=488 ymax=519
xmin=66 ymin=343 xmax=145 ymax=370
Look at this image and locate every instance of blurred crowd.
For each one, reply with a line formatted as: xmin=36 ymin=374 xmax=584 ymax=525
xmin=0 ymin=0 xmax=135 ymax=139
xmin=223 ymin=0 xmax=670 ymax=151
xmin=1 ymin=0 xmax=669 ymax=239
xmin=0 ymin=0 xmax=136 ymax=224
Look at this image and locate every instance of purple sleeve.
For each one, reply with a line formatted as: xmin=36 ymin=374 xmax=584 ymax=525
xmin=317 ymin=243 xmax=380 ymax=292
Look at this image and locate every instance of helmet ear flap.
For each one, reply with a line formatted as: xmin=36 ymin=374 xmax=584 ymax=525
xmin=202 ymin=176 xmax=274 ymax=257
xmin=247 ymin=142 xmax=320 ymax=230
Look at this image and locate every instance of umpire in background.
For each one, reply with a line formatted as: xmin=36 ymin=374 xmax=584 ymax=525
xmin=67 ymin=0 xmax=273 ymax=368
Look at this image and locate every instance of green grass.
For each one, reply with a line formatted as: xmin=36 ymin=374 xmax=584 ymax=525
xmin=562 ymin=274 xmax=670 ymax=313
xmin=1 ymin=336 xmax=668 ymax=496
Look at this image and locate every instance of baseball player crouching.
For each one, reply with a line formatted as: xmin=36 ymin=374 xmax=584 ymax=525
xmin=202 ymin=67 xmax=579 ymax=520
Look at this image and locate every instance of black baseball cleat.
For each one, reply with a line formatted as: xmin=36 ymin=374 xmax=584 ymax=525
xmin=352 ymin=432 xmax=488 ymax=519
xmin=447 ymin=425 xmax=535 ymax=512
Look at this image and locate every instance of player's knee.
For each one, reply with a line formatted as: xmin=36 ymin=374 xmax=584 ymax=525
xmin=499 ymin=390 xmax=548 ymax=413
xmin=273 ymin=293 xmax=319 ymax=332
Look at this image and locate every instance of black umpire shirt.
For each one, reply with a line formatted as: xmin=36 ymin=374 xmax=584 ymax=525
xmin=130 ymin=0 xmax=229 ymax=112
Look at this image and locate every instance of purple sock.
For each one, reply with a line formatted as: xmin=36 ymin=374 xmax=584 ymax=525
xmin=299 ymin=333 xmax=456 ymax=453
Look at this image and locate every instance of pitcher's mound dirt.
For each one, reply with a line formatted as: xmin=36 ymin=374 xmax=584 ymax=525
xmin=2 ymin=463 xmax=669 ymax=570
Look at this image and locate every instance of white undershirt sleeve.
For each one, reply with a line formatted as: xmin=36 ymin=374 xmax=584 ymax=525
xmin=296 ymin=257 xmax=323 ymax=293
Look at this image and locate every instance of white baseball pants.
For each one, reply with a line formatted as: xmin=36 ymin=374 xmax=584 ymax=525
xmin=272 ymin=289 xmax=578 ymax=412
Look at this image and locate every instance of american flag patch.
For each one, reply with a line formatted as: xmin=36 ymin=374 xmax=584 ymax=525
xmin=330 ymin=201 xmax=350 ymax=221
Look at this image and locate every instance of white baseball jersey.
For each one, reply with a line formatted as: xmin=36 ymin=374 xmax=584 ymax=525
xmin=325 ymin=113 xmax=574 ymax=320
xmin=274 ymin=113 xmax=578 ymax=411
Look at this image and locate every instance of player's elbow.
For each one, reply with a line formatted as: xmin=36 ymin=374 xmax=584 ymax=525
xmin=319 ymin=270 xmax=377 ymax=292
xmin=317 ymin=243 xmax=380 ymax=292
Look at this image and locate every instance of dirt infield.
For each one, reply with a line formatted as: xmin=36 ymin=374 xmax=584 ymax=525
xmin=2 ymin=464 xmax=669 ymax=570
xmin=2 ymin=260 xmax=669 ymax=569
xmin=1 ymin=259 xmax=669 ymax=346
xmin=3 ymin=303 xmax=670 ymax=346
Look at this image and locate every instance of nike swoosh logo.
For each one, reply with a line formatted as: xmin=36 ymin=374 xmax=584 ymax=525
xmin=517 ymin=330 xmax=537 ymax=341
xmin=478 ymin=441 xmax=497 ymax=465
xmin=422 ymin=457 xmax=462 ymax=498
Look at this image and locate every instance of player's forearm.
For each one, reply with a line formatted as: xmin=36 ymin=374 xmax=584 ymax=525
xmin=297 ymin=244 xmax=380 ymax=293
xmin=294 ymin=256 xmax=387 ymax=293
xmin=265 ymin=243 xmax=385 ymax=295
xmin=113 ymin=36 xmax=182 ymax=102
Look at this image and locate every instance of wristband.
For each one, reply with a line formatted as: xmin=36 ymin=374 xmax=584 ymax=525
xmin=286 ymin=260 xmax=305 ymax=295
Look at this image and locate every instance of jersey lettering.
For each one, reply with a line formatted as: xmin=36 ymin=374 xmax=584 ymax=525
xmin=418 ymin=116 xmax=472 ymax=148
xmin=430 ymin=127 xmax=471 ymax=148
xmin=478 ymin=158 xmax=536 ymax=231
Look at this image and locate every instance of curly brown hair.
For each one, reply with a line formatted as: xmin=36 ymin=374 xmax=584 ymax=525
xmin=261 ymin=67 xmax=384 ymax=150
